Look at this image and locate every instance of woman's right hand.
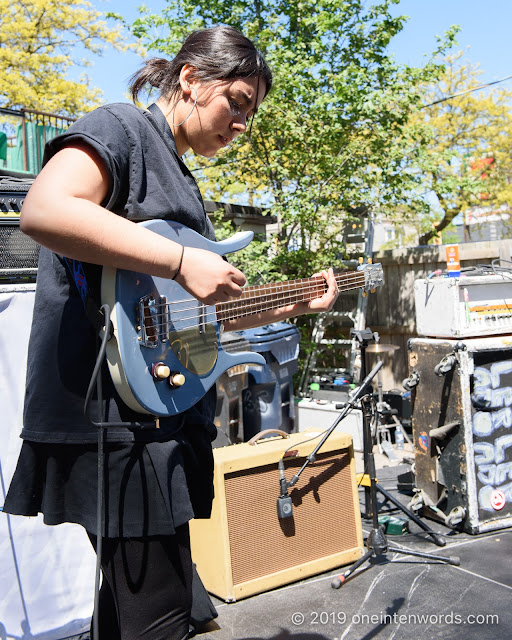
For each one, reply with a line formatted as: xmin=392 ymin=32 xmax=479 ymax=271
xmin=175 ymin=246 xmax=246 ymax=305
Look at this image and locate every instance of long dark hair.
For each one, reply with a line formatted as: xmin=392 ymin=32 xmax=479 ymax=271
xmin=130 ymin=25 xmax=272 ymax=104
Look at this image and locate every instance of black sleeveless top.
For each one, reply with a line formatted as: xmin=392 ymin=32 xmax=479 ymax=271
xmin=3 ymin=104 xmax=217 ymax=536
xmin=22 ymin=102 xmax=216 ymax=445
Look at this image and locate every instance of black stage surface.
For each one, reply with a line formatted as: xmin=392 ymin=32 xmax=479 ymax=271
xmin=197 ymin=451 xmax=512 ymax=640
xmin=72 ymin=447 xmax=512 ymax=640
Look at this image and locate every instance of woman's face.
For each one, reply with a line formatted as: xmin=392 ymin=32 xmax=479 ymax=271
xmin=170 ymin=71 xmax=266 ymax=157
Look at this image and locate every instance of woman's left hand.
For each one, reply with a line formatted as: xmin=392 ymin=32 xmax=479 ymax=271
xmin=223 ymin=267 xmax=339 ymax=332
xmin=306 ymin=268 xmax=339 ymax=312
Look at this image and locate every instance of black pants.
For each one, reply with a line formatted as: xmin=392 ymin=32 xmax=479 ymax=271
xmin=88 ymin=525 xmax=193 ymax=640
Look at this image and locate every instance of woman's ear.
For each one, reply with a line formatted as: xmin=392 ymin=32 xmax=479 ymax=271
xmin=179 ymin=64 xmax=196 ymax=96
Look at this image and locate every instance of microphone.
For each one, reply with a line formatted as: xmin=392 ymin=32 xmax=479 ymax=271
xmin=276 ymin=458 xmax=293 ymax=519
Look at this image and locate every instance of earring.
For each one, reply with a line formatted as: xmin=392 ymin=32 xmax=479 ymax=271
xmin=172 ymin=86 xmax=198 ymax=127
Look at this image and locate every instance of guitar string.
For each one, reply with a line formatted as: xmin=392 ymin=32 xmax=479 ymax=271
xmin=143 ymin=275 xmax=367 ymax=321
xmin=138 ymin=275 xmax=372 ymax=335
xmin=147 ymin=272 xmax=369 ymax=308
xmin=142 ymin=272 xmax=368 ymax=313
xmin=143 ymin=276 xmax=368 ymax=326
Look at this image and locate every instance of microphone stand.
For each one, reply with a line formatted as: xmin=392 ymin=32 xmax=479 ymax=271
xmin=350 ymin=329 xmax=447 ymax=547
xmin=329 ymin=329 xmax=460 ymax=589
xmin=278 ymin=360 xmax=385 ymax=509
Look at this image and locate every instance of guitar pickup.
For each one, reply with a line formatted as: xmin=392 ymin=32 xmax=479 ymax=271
xmin=138 ymin=294 xmax=169 ymax=347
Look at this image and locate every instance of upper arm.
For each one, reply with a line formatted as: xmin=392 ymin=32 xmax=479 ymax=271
xmin=21 ymin=107 xmax=134 ymax=234
xmin=20 ymin=143 xmax=111 ymax=233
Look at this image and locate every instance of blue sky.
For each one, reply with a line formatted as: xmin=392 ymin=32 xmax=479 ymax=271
xmin=88 ymin=0 xmax=512 ymax=104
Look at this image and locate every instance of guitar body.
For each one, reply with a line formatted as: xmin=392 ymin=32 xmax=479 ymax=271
xmin=101 ymin=220 xmax=266 ymax=416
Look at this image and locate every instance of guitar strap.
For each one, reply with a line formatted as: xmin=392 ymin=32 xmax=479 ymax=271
xmin=63 ymin=256 xmax=110 ymax=337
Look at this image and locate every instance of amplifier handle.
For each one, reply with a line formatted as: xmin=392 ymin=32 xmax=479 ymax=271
xmin=248 ymin=429 xmax=290 ymax=445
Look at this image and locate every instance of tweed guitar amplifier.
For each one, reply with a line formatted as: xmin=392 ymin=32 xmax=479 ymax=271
xmin=189 ymin=430 xmax=363 ymax=602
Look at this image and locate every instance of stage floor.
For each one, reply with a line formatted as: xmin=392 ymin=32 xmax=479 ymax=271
xmin=196 ymin=446 xmax=512 ymax=640
xmin=70 ymin=443 xmax=512 ymax=640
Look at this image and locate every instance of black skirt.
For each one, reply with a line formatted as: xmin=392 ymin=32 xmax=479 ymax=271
xmin=3 ymin=421 xmax=216 ymax=538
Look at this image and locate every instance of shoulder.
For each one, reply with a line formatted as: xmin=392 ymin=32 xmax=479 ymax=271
xmin=69 ymin=103 xmax=147 ymax=134
xmin=98 ymin=102 xmax=149 ymax=122
xmin=45 ymin=103 xmax=149 ymax=161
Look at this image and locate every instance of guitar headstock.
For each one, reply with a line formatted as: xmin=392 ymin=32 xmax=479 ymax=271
xmin=357 ymin=260 xmax=384 ymax=292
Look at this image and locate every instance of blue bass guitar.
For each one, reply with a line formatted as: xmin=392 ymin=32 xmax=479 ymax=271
xmin=102 ymin=220 xmax=384 ymax=417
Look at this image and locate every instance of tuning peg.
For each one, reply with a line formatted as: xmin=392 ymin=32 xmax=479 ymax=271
xmin=368 ymin=258 xmax=373 ymax=264
xmin=358 ymin=257 xmax=364 ymax=264
xmin=362 ymin=291 xmax=368 ymax=297
xmin=371 ymin=289 xmax=376 ymax=293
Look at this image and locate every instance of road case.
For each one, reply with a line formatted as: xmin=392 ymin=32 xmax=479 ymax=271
xmin=407 ymin=335 xmax=512 ymax=533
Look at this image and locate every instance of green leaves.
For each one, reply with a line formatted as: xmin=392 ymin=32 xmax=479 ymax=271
xmin=407 ymin=54 xmax=512 ymax=244
xmin=0 ymin=0 xmax=132 ymax=115
xmin=123 ymin=0 xmax=455 ymax=263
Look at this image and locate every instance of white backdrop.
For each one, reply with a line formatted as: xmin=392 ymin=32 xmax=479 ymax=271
xmin=0 ymin=285 xmax=96 ymax=640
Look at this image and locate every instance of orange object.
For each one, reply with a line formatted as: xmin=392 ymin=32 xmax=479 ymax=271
xmin=445 ymin=245 xmax=460 ymax=277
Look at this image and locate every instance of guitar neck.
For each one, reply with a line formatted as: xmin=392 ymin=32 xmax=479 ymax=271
xmin=216 ymin=270 xmax=366 ymax=323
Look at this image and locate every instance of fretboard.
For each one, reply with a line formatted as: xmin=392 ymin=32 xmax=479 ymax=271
xmin=216 ymin=270 xmax=366 ymax=323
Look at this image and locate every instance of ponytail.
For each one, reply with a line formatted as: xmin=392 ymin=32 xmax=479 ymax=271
xmin=129 ymin=26 xmax=272 ymax=104
xmin=130 ymin=58 xmax=178 ymax=103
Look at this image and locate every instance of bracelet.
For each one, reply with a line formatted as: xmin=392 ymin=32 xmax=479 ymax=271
xmin=172 ymin=245 xmax=185 ymax=280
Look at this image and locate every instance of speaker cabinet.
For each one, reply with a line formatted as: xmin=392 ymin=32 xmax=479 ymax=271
xmin=408 ymin=336 xmax=512 ymax=534
xmin=189 ymin=430 xmax=363 ymax=602
xmin=0 ymin=178 xmax=39 ymax=282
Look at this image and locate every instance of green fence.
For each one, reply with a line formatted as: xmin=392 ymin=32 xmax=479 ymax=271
xmin=0 ymin=108 xmax=75 ymax=175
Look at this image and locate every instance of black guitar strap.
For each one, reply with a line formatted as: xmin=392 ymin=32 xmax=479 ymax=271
xmin=63 ymin=256 xmax=111 ymax=337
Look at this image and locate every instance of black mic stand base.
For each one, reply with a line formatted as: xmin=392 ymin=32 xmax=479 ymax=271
xmin=331 ymin=524 xmax=460 ymax=589
xmin=331 ymin=329 xmax=460 ymax=590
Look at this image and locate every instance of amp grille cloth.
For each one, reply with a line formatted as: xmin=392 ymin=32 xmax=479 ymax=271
xmin=224 ymin=448 xmax=359 ymax=586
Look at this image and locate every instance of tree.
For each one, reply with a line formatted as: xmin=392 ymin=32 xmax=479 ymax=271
xmin=0 ymin=0 xmax=129 ymax=115
xmin=404 ymin=53 xmax=512 ymax=245
xmin=125 ymin=0 xmax=457 ymax=277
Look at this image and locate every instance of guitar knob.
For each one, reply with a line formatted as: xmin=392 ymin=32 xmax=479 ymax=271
xmin=170 ymin=372 xmax=186 ymax=388
xmin=151 ymin=363 xmax=170 ymax=380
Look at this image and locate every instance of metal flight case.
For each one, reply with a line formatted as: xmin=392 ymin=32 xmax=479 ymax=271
xmin=406 ymin=335 xmax=512 ymax=534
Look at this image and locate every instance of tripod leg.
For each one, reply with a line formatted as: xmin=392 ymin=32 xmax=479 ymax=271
xmin=387 ymin=545 xmax=460 ymax=566
xmin=331 ymin=549 xmax=374 ymax=589
xmin=376 ymin=484 xmax=446 ymax=547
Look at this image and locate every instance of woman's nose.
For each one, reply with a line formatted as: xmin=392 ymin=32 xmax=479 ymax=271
xmin=231 ymin=115 xmax=247 ymax=136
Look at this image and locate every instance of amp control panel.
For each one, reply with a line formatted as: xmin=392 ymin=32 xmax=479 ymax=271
xmin=0 ymin=177 xmax=33 ymax=217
